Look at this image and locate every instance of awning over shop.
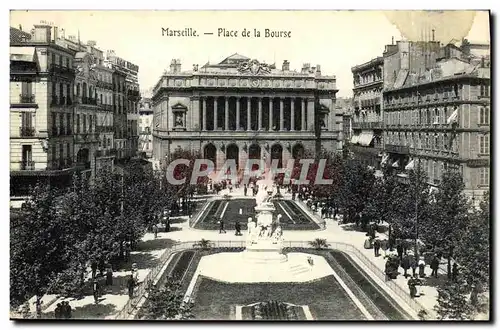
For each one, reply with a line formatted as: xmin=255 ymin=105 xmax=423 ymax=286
xmin=447 ymin=109 xmax=458 ymax=124
xmin=358 ymin=131 xmax=374 ymax=147
xmin=350 ymin=134 xmax=360 ymax=144
xmin=10 ymin=47 xmax=36 ymax=62
xmin=392 ymin=160 xmax=400 ymax=168
xmin=381 ymin=154 xmax=389 ymax=165
xmin=405 ymin=159 xmax=415 ymax=171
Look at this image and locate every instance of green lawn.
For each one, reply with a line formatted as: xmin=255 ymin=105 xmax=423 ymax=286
xmin=191 ymin=275 xmax=366 ymax=320
xmin=194 ymin=198 xmax=319 ymax=230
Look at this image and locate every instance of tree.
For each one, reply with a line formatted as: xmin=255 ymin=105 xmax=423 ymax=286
xmin=421 ymin=169 xmax=469 ymax=277
xmin=337 ymin=159 xmax=375 ymax=228
xmin=435 ymin=276 xmax=474 ymax=320
xmin=10 ymin=183 xmax=69 ymax=309
xmin=455 ymin=190 xmax=490 ymax=310
xmin=139 ymin=279 xmax=194 ymax=320
xmin=308 ymin=238 xmax=330 ymax=250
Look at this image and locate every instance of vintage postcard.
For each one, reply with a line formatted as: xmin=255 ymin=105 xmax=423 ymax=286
xmin=9 ymin=10 xmax=491 ymax=321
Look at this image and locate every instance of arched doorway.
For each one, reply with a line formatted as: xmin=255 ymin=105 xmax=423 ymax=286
xmin=271 ymin=144 xmax=283 ymax=168
xmin=203 ymin=143 xmax=217 ymax=169
xmin=226 ymin=144 xmax=239 ymax=170
xmin=292 ymin=143 xmax=305 ymax=159
xmin=76 ymin=148 xmax=90 ymax=169
xmin=248 ymin=143 xmax=261 ymax=171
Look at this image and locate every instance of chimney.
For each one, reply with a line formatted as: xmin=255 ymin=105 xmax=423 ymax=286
xmin=481 ymin=56 xmax=485 ymax=68
xmin=316 ymin=65 xmax=321 ymax=74
xmin=392 ymin=36 xmax=394 ymax=45
xmin=282 ymin=60 xmax=290 ymax=71
xmin=32 ymin=24 xmax=52 ymax=43
xmin=432 ymin=29 xmax=435 ymax=42
xmin=53 ymin=26 xmax=59 ymax=41
xmin=18 ymin=24 xmax=22 ymax=31
xmin=170 ymin=59 xmax=177 ymax=73
xmin=176 ymin=59 xmax=181 ymax=73
xmin=68 ymin=35 xmax=76 ymax=41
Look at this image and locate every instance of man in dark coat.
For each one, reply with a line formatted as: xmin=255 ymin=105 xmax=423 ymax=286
xmin=63 ymin=301 xmax=72 ymax=319
xmin=105 ymin=265 xmax=113 ymax=286
xmin=235 ymin=221 xmax=241 ymax=236
xmin=373 ymin=239 xmax=381 ymax=257
xmin=401 ymin=253 xmax=410 ymax=278
xmin=54 ymin=303 xmax=62 ymax=319
xmin=127 ymin=275 xmax=135 ymax=299
xmin=92 ymin=280 xmax=100 ymax=304
xmin=396 ymin=243 xmax=404 ymax=261
xmin=430 ymin=255 xmax=440 ymax=278
xmin=219 ymin=219 xmax=226 ymax=234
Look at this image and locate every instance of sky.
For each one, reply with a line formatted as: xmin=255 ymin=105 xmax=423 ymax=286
xmin=10 ymin=10 xmax=490 ymax=98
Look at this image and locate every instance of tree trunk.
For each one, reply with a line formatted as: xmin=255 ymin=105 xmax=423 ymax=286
xmin=447 ymin=246 xmax=453 ymax=279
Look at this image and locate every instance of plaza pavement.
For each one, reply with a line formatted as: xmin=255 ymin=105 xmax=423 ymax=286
xmin=26 ymin=185 xmax=482 ymax=320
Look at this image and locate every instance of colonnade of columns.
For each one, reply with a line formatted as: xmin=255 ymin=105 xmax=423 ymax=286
xmin=200 ymin=96 xmax=315 ymax=132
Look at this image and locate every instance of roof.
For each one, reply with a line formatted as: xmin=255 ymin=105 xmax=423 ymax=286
xmin=219 ymin=53 xmax=250 ymax=64
xmin=10 ymin=27 xmax=31 ymax=44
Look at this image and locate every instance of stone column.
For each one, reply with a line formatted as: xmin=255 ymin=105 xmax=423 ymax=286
xmin=247 ymin=97 xmax=251 ymax=131
xmin=258 ymin=97 xmax=262 ymax=130
xmin=236 ymin=97 xmax=241 ymax=130
xmin=301 ymin=98 xmax=306 ymax=131
xmin=269 ymin=97 xmax=274 ymax=131
xmin=307 ymin=98 xmax=315 ymax=131
xmin=191 ymin=97 xmax=200 ymax=131
xmin=290 ymin=98 xmax=295 ymax=131
xmin=214 ymin=97 xmax=218 ymax=130
xmin=224 ymin=96 xmax=229 ymax=130
xmin=202 ymin=98 xmax=207 ymax=131
xmin=279 ymin=97 xmax=284 ymax=131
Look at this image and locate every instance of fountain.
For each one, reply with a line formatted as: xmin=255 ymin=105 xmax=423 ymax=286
xmin=243 ymin=179 xmax=287 ymax=263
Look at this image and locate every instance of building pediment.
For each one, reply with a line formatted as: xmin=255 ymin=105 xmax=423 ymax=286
xmin=171 ymin=102 xmax=188 ymax=111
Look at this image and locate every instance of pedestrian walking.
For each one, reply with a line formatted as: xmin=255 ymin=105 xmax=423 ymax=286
xmin=418 ymin=257 xmax=426 ymax=278
xmin=219 ymin=219 xmax=226 ymax=234
xmin=105 ymin=265 xmax=113 ymax=286
xmin=408 ymin=276 xmax=418 ymax=298
xmin=430 ymin=255 xmax=440 ymax=278
xmin=244 ymin=184 xmax=248 ymax=196
xmin=92 ymin=279 xmax=100 ymax=304
xmin=396 ymin=243 xmax=404 ymax=261
xmin=235 ymin=221 xmax=241 ymax=236
xmin=124 ymin=241 xmax=131 ymax=262
xmin=401 ymin=253 xmax=410 ymax=278
xmin=409 ymin=252 xmax=417 ymax=277
xmin=373 ymin=239 xmax=381 ymax=257
xmin=62 ymin=301 xmax=71 ymax=319
xmin=153 ymin=223 xmax=158 ymax=239
xmin=54 ymin=303 xmax=62 ymax=319
xmin=127 ymin=275 xmax=135 ymax=299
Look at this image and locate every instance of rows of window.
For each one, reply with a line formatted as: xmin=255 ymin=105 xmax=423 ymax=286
xmin=353 ymin=66 xmax=383 ymax=86
xmin=479 ymin=83 xmax=490 ymax=97
xmin=51 ymin=81 xmax=73 ymax=105
xmin=385 ymin=83 xmax=461 ymax=106
xmin=50 ymin=142 xmax=72 ymax=168
xmin=49 ymin=51 xmax=72 ymax=70
xmin=386 ymin=106 xmax=461 ymax=126
xmin=385 ymin=131 xmax=458 ymax=152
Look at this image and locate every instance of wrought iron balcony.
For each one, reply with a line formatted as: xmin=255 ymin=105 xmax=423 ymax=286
xmin=19 ymin=127 xmax=35 ymax=137
xmin=19 ymin=94 xmax=36 ymax=104
xmin=351 ymin=121 xmax=383 ymax=129
xmin=49 ymin=64 xmax=75 ymax=76
xmin=385 ymin=144 xmax=410 ymax=155
xmin=20 ymin=160 xmax=35 ymax=170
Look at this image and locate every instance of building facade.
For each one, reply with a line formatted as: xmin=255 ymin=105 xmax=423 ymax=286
xmin=383 ymin=56 xmax=490 ymax=201
xmin=106 ymin=51 xmax=140 ymax=160
xmin=151 ymin=54 xmax=340 ymax=171
xmin=138 ymin=97 xmax=153 ymax=158
xmin=95 ymin=63 xmax=115 ymax=172
xmin=350 ymin=57 xmax=384 ymax=168
xmin=10 ymin=25 xmax=77 ymax=202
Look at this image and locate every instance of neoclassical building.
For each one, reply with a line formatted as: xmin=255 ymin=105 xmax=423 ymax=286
xmin=151 ymin=54 xmax=341 ymax=171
